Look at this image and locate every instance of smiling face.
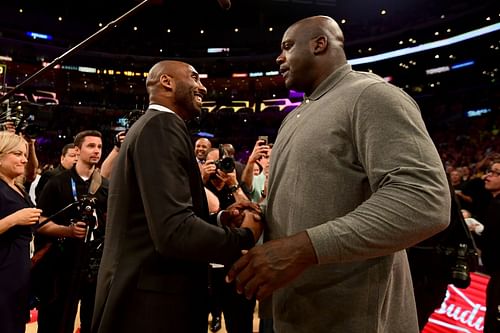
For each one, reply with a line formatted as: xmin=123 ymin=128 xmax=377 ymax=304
xmin=195 ymin=138 xmax=211 ymax=161
xmin=0 ymin=141 xmax=28 ymax=180
xmin=171 ymin=63 xmax=207 ymax=119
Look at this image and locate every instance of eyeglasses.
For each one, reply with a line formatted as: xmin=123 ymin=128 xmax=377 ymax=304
xmin=486 ymin=169 xmax=500 ymax=177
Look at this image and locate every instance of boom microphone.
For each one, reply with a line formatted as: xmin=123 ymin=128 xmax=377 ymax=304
xmin=217 ymin=0 xmax=231 ymax=10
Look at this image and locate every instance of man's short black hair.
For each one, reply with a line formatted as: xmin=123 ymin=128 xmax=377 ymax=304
xmin=74 ymin=130 xmax=102 ymax=148
xmin=61 ymin=143 xmax=76 ymax=156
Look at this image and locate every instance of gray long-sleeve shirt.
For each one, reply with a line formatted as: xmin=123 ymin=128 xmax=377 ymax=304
xmin=266 ymin=64 xmax=450 ymax=332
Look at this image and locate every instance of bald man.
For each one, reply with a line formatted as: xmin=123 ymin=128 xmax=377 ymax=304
xmin=194 ymin=137 xmax=212 ymax=164
xmin=227 ymin=16 xmax=450 ymax=332
xmin=92 ymin=60 xmax=262 ymax=333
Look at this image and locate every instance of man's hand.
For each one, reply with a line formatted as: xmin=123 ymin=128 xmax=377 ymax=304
xmin=225 ymin=231 xmax=317 ymax=301
xmin=217 ymin=169 xmax=238 ymax=186
xmin=248 ymin=140 xmax=270 ymax=164
xmin=200 ymin=160 xmax=217 ymax=184
xmin=220 ymin=201 xmax=261 ymax=228
xmin=69 ymin=221 xmax=87 ymax=239
xmin=240 ymin=210 xmax=263 ymax=242
xmin=114 ymin=131 xmax=126 ymax=149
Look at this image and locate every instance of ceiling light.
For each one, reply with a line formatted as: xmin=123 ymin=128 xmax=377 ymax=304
xmin=19 ymin=8 xmax=23 ymax=13
xmin=380 ymin=9 xmax=387 ymax=15
xmin=234 ymin=28 xmax=239 ymax=32
xmin=200 ymin=30 xmax=204 ymax=34
xmin=58 ymin=16 xmax=63 ymax=21
xmin=399 ymin=40 xmax=403 ymax=45
xmin=268 ymin=27 xmax=273 ymax=32
xmin=341 ymin=19 xmax=346 ymax=24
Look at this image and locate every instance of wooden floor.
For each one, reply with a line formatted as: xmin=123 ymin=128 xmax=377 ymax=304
xmin=26 ymin=307 xmax=261 ymax=333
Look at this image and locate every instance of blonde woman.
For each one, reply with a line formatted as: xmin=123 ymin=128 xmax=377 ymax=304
xmin=0 ymin=131 xmax=42 ymax=333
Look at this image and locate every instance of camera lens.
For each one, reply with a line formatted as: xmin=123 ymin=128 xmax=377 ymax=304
xmin=219 ymin=157 xmax=235 ymax=173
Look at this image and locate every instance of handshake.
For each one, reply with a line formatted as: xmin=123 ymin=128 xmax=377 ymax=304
xmin=219 ymin=201 xmax=263 ymax=242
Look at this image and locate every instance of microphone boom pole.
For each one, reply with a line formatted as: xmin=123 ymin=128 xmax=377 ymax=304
xmin=0 ymin=0 xmax=151 ymax=103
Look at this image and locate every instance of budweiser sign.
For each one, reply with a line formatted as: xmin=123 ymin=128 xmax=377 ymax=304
xmin=423 ymin=272 xmax=489 ymax=333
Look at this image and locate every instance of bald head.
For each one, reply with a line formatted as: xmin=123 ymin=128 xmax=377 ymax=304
xmin=145 ymin=60 xmax=207 ymax=120
xmin=195 ymin=138 xmax=212 ymax=161
xmin=289 ymin=16 xmax=345 ymax=49
xmin=146 ymin=60 xmax=183 ymax=96
xmin=277 ymin=16 xmax=347 ymax=94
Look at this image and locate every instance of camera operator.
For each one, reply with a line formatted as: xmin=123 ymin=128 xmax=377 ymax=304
xmin=34 ymin=130 xmax=109 ymax=333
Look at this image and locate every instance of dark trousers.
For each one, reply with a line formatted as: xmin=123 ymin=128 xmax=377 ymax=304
xmin=407 ymin=248 xmax=450 ymax=331
xmin=209 ymin=266 xmax=255 ymax=333
xmin=484 ymin=272 xmax=500 ymax=333
xmin=37 ymin=273 xmax=96 ymax=333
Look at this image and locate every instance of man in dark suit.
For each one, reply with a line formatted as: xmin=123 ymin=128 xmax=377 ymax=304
xmin=91 ymin=60 xmax=262 ymax=333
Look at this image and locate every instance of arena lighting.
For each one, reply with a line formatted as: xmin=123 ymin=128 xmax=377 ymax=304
xmin=232 ymin=73 xmax=248 ymax=78
xmin=196 ymin=131 xmax=215 ymax=138
xmin=78 ymin=66 xmax=97 ymax=73
xmin=207 ymin=48 xmax=230 ymax=53
xmin=451 ymin=60 xmax=475 ymax=70
xmin=26 ymin=31 xmax=53 ymax=40
xmin=0 ymin=56 xmax=13 ymax=62
xmin=249 ymin=72 xmax=264 ymax=77
xmin=265 ymin=70 xmax=280 ymax=76
xmin=426 ymin=66 xmax=451 ymax=75
xmin=348 ymin=22 xmax=500 ymax=65
xmin=466 ymin=108 xmax=491 ymax=118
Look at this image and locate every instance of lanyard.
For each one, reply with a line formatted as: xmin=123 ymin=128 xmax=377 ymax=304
xmin=70 ymin=178 xmax=78 ymax=202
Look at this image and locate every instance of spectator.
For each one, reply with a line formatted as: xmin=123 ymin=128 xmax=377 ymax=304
xmin=0 ymin=131 xmax=42 ymax=333
xmin=35 ymin=130 xmax=108 ymax=333
xmin=34 ymin=143 xmax=78 ymax=200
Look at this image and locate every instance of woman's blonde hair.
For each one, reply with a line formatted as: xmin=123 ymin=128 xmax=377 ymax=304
xmin=0 ymin=131 xmax=28 ymax=187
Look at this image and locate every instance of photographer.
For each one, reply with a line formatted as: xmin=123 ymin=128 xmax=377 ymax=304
xmin=202 ymin=146 xmax=255 ymax=333
xmin=202 ymin=147 xmax=248 ymax=207
xmin=34 ymin=130 xmax=109 ymax=333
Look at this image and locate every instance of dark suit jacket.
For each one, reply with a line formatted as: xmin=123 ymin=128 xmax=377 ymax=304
xmin=92 ymin=108 xmax=254 ymax=333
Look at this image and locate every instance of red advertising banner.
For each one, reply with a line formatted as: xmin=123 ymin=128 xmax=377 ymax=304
xmin=423 ymin=272 xmax=489 ymax=333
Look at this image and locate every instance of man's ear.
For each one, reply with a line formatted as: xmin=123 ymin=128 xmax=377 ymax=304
xmin=159 ymin=73 xmax=174 ymax=90
xmin=311 ymin=35 xmax=327 ymax=55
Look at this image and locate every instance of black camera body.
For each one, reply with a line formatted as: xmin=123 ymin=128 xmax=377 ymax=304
xmin=439 ymin=242 xmax=478 ymax=289
xmin=214 ymin=145 xmax=235 ymax=173
xmin=76 ymin=195 xmax=97 ymax=227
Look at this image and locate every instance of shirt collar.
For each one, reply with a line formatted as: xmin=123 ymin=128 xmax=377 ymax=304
xmin=305 ymin=63 xmax=352 ymax=101
xmin=148 ymin=104 xmax=175 ymax=114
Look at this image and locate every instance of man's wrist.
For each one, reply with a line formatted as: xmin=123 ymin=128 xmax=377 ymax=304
xmin=228 ymin=183 xmax=240 ymax=193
